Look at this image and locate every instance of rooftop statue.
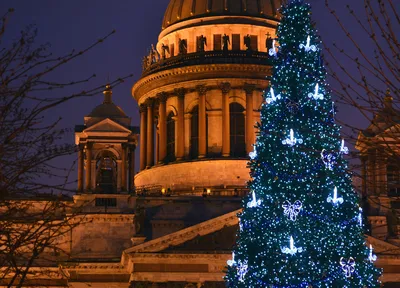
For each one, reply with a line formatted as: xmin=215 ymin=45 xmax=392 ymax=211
xmin=197 ymin=35 xmax=207 ymax=52
xmin=222 ymin=34 xmax=230 ymax=52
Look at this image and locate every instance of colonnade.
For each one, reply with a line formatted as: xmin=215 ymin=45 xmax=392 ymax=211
xmin=139 ymin=83 xmax=258 ymax=171
xmin=77 ymin=143 xmax=136 ymax=193
xmin=360 ymin=150 xmax=390 ymax=196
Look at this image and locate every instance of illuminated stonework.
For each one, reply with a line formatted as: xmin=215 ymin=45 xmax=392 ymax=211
xmin=133 ymin=0 xmax=283 ymax=194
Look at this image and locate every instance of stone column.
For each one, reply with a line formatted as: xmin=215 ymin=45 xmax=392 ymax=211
xmin=367 ymin=149 xmax=376 ymax=195
xmin=361 ymin=156 xmax=367 ymax=197
xmin=158 ymin=92 xmax=168 ymax=163
xmin=244 ymin=84 xmax=256 ymax=155
xmin=377 ymin=153 xmax=388 ymax=195
xmin=155 ymin=127 xmax=159 ymax=164
xmin=129 ymin=145 xmax=136 ymax=192
xmin=85 ymin=143 xmax=92 ymax=191
xmin=91 ymin=159 xmax=97 ymax=191
xmin=121 ymin=144 xmax=127 ymax=191
xmin=117 ymin=160 xmax=122 ymax=192
xmin=220 ymin=82 xmax=231 ymax=157
xmin=175 ymin=88 xmax=186 ymax=160
xmin=139 ymin=104 xmax=147 ymax=171
xmin=146 ymin=98 xmax=154 ymax=168
xmin=77 ymin=145 xmax=84 ymax=192
xmin=197 ymin=85 xmax=207 ymax=158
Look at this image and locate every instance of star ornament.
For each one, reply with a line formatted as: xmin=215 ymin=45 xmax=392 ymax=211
xmin=340 ymin=257 xmax=355 ymax=278
xmin=340 ymin=139 xmax=349 ymax=154
xmin=327 ymin=186 xmax=344 ymax=206
xmin=282 ymin=200 xmax=302 ymax=221
xmin=269 ymin=39 xmax=278 ymax=57
xmin=266 ymin=87 xmax=281 ymax=104
xmin=237 ymin=260 xmax=248 ymax=282
xmin=308 ymin=83 xmax=324 ymax=100
xmin=281 ymin=236 xmax=303 ymax=255
xmin=227 ymin=252 xmax=236 ymax=266
xmin=368 ymin=244 xmax=377 ymax=262
xmin=321 ymin=149 xmax=336 ymax=170
xmin=299 ymin=36 xmax=317 ymax=52
xmin=249 ymin=146 xmax=257 ymax=160
xmin=247 ymin=190 xmax=262 ymax=208
xmin=358 ymin=207 xmax=363 ymax=226
xmin=282 ymin=129 xmax=303 ymax=146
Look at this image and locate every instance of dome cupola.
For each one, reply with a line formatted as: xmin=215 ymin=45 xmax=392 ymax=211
xmin=162 ymin=0 xmax=283 ymax=29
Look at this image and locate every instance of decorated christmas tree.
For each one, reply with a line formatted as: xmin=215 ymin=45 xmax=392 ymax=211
xmin=225 ymin=1 xmax=382 ymax=287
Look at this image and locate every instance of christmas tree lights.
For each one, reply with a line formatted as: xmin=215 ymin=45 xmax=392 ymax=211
xmin=225 ymin=1 xmax=381 ymax=287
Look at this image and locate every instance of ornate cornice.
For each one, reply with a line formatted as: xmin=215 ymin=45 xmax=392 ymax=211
xmin=132 ymin=63 xmax=271 ymax=102
xmin=67 ymin=213 xmax=135 ymax=224
xmin=130 ymin=253 xmax=228 ymax=260
xmin=64 ymin=263 xmax=126 ymax=271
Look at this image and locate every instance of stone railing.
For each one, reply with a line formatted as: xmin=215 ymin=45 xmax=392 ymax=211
xmin=142 ymin=50 xmax=272 ymax=77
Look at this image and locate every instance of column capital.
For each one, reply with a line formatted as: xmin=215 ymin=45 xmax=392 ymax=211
xmin=157 ymin=92 xmax=168 ymax=103
xmin=196 ymin=85 xmax=208 ymax=96
xmin=139 ymin=104 xmax=147 ymax=113
xmin=174 ymin=87 xmax=186 ymax=98
xmin=85 ymin=142 xmax=93 ymax=149
xmin=145 ymin=98 xmax=155 ymax=107
xmin=219 ymin=82 xmax=231 ymax=94
xmin=243 ymin=83 xmax=256 ymax=95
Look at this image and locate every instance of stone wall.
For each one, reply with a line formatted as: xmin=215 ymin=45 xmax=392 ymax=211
xmin=67 ymin=214 xmax=135 ymax=259
xmin=134 ymin=159 xmax=250 ymax=191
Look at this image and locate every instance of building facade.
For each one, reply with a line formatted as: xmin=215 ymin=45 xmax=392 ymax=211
xmin=3 ymin=1 xmax=400 ymax=287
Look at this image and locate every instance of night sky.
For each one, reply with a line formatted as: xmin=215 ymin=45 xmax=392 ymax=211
xmin=0 ymin=1 xmax=372 ymax=190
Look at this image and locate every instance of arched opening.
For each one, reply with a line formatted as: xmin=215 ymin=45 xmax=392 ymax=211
xmin=166 ymin=112 xmax=175 ymax=162
xmin=190 ymin=106 xmax=199 ymax=159
xmin=95 ymin=150 xmax=117 ymax=194
xmin=387 ymin=156 xmax=400 ymax=196
xmin=230 ymin=102 xmax=246 ymax=157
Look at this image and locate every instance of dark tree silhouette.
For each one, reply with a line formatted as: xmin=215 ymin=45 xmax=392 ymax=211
xmin=0 ymin=9 xmax=132 ymax=287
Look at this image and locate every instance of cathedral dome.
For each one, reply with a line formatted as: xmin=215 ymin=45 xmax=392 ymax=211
xmin=162 ymin=0 xmax=283 ymax=29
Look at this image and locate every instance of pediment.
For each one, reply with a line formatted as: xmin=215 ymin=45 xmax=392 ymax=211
xmin=123 ymin=209 xmax=240 ymax=254
xmin=84 ymin=118 xmax=131 ymax=134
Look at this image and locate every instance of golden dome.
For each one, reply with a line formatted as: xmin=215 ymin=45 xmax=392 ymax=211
xmin=162 ymin=0 xmax=283 ymax=29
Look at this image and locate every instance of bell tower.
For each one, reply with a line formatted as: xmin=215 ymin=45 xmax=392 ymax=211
xmin=75 ymin=85 xmax=138 ymax=195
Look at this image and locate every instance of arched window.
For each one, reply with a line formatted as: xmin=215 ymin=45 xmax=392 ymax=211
xmin=166 ymin=112 xmax=175 ymax=162
xmin=387 ymin=156 xmax=400 ymax=196
xmin=95 ymin=151 xmax=117 ymax=194
xmin=190 ymin=106 xmax=199 ymax=159
xmin=230 ymin=102 xmax=246 ymax=157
